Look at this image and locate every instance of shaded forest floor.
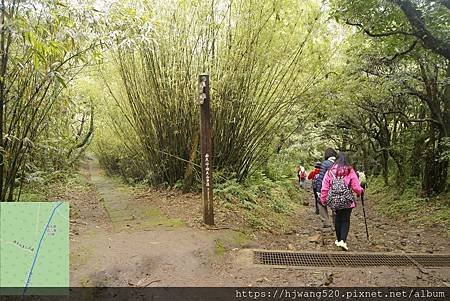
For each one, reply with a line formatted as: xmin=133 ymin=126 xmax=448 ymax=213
xmin=50 ymin=157 xmax=450 ymax=287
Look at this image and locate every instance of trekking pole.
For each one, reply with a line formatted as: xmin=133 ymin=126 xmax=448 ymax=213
xmin=361 ymin=192 xmax=369 ymax=241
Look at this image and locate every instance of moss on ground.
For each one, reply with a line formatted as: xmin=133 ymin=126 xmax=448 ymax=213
xmin=214 ymin=239 xmax=227 ymax=255
xmin=211 ymin=230 xmax=253 ymax=256
xmin=108 ymin=206 xmax=185 ymax=232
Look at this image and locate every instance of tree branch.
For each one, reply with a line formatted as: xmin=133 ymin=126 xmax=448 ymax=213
xmin=382 ymin=40 xmax=417 ymax=62
xmin=67 ymin=103 xmax=94 ymax=159
xmin=391 ymin=0 xmax=450 ymax=60
xmin=440 ymin=0 xmax=450 ymax=10
xmin=345 ymin=20 xmax=414 ymax=37
xmin=409 ymin=118 xmax=442 ymax=125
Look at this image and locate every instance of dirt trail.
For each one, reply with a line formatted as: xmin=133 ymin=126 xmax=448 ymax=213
xmin=255 ymin=185 xmax=450 ymax=255
xmin=71 ymin=158 xmax=235 ymax=286
xmin=69 ymin=158 xmax=450 ymax=287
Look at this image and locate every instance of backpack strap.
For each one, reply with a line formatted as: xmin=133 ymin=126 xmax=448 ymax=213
xmin=329 ymin=170 xmax=336 ymax=179
xmin=330 ymin=170 xmax=352 ymax=189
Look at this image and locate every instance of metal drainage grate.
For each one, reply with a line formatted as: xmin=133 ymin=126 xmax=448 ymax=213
xmin=253 ymin=251 xmax=450 ymax=268
xmin=331 ymin=253 xmax=412 ymax=267
xmin=411 ymin=255 xmax=450 ymax=267
xmin=255 ymin=252 xmax=333 ymax=267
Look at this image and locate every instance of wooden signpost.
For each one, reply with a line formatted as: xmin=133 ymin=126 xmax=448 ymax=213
xmin=198 ymin=74 xmax=214 ymax=225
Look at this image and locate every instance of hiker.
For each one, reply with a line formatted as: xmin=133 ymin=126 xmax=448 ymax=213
xmin=307 ymin=162 xmax=321 ymax=214
xmin=297 ymin=164 xmax=306 ymax=188
xmin=315 ymin=148 xmax=337 ymax=228
xmin=320 ymin=152 xmax=364 ymax=251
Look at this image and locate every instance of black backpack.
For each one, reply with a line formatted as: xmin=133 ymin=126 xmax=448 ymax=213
xmin=312 ymin=173 xmax=320 ymax=190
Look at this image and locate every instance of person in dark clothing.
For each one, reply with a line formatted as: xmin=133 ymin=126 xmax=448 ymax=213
xmin=334 ymin=208 xmax=352 ymax=245
xmin=316 ymin=148 xmax=337 ymax=227
xmin=307 ymin=162 xmax=321 ymax=214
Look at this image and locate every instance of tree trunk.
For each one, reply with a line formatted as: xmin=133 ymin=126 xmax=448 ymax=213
xmin=382 ymin=149 xmax=389 ymax=186
xmin=409 ymin=133 xmax=426 ymax=178
xmin=389 ymin=149 xmax=405 ymax=190
xmin=392 ymin=0 xmax=450 ymax=60
xmin=422 ymin=125 xmax=448 ymax=195
xmin=425 ymin=63 xmax=450 ymax=194
xmin=418 ymin=62 xmax=449 ymax=195
xmin=422 ymin=144 xmax=448 ymax=195
xmin=443 ymin=63 xmax=450 ymax=137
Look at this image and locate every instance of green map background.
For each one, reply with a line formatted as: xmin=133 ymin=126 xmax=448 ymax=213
xmin=0 ymin=202 xmax=69 ymax=292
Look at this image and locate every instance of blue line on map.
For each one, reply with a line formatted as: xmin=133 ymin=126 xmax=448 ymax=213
xmin=22 ymin=202 xmax=64 ymax=296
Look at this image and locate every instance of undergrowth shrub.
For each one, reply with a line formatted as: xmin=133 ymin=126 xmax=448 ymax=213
xmin=369 ymin=178 xmax=450 ymax=233
xmin=214 ymin=171 xmax=304 ymax=230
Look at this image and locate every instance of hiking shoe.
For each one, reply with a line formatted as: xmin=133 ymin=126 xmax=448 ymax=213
xmin=337 ymin=240 xmax=348 ymax=251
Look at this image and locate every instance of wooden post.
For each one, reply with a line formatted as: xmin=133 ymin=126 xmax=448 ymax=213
xmin=199 ymin=74 xmax=214 ymax=225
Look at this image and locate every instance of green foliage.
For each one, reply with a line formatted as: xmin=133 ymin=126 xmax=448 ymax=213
xmin=331 ymin=0 xmax=450 ymax=57
xmin=90 ymin=0 xmax=334 ymax=188
xmin=6 ymin=0 xmax=446 ymax=231
xmin=265 ymin=129 xmax=329 ymax=181
xmin=322 ymin=0 xmax=450 ymax=195
xmin=17 ymin=170 xmax=85 ymax=202
xmin=246 ymin=213 xmax=265 ymax=229
xmin=214 ymin=239 xmax=227 ymax=256
xmin=440 ymin=138 xmax=450 ymax=162
xmin=215 ymin=179 xmax=259 ymax=210
xmin=214 ymin=172 xmax=302 ymax=230
xmin=371 ymin=181 xmax=450 ymax=233
xmin=0 ymin=0 xmax=103 ymax=201
xmin=95 ymin=137 xmax=149 ymax=183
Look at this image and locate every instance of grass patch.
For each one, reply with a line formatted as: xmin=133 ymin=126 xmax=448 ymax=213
xmin=230 ymin=231 xmax=250 ymax=246
xmin=214 ymin=239 xmax=228 ymax=256
xmin=370 ymin=183 xmax=450 ymax=235
xmin=214 ymin=231 xmax=251 ymax=255
xmin=17 ymin=191 xmax=44 ymax=202
xmin=108 ymin=205 xmax=185 ymax=232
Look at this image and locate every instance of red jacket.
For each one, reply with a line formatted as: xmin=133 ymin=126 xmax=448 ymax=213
xmin=307 ymin=168 xmax=320 ymax=180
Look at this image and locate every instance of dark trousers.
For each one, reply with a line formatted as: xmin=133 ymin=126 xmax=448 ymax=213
xmin=334 ymin=208 xmax=352 ymax=242
xmin=313 ymin=188 xmax=319 ymax=213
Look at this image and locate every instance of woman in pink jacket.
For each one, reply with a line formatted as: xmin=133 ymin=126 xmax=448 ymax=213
xmin=320 ymin=152 xmax=363 ymax=251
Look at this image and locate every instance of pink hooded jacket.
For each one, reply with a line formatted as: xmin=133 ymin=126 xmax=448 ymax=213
xmin=320 ymin=165 xmax=364 ymax=208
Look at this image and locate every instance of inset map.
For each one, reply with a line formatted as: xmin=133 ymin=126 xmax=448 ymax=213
xmin=0 ymin=202 xmax=69 ymax=295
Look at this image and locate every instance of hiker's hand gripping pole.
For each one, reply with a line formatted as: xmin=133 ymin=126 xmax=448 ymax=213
xmin=361 ymin=192 xmax=369 ymax=241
